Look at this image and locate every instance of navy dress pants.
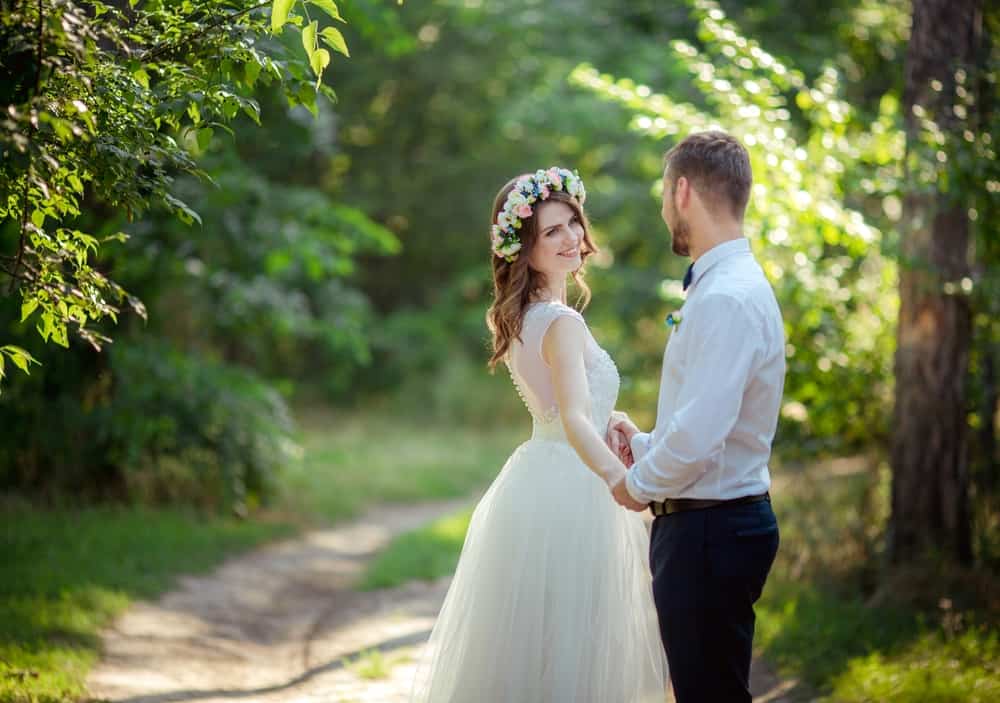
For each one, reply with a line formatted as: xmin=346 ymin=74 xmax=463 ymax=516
xmin=649 ymin=499 xmax=779 ymax=703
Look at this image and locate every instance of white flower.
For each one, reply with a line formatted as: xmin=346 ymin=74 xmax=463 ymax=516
xmin=507 ymin=191 xmax=527 ymax=207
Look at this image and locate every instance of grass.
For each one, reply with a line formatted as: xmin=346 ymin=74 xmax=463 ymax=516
xmin=756 ymin=580 xmax=1000 ymax=702
xmin=361 ymin=507 xmax=474 ymax=590
xmin=758 ymin=456 xmax=1000 ymax=701
xmin=362 ymin=453 xmax=1000 ymax=702
xmin=0 ymin=405 xmax=527 ymax=703
xmin=344 ymin=648 xmax=412 ymax=680
xmin=280 ymin=406 xmax=526 ymax=523
xmin=0 ymin=501 xmax=295 ymax=703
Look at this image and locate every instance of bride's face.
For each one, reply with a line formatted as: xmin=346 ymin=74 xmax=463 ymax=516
xmin=527 ymin=200 xmax=584 ymax=278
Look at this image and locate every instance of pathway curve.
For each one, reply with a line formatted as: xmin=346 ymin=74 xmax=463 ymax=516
xmin=88 ymin=498 xmax=806 ymax=703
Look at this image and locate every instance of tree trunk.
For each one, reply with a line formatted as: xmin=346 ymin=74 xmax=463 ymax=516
xmin=889 ymin=0 xmax=983 ymax=565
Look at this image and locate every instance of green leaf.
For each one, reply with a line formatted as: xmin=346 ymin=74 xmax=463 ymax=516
xmin=1 ymin=345 xmax=37 ymax=373
xmin=310 ymin=48 xmax=331 ymax=78
xmin=308 ymin=0 xmax=345 ymax=22
xmin=320 ymin=26 xmax=350 ymax=57
xmin=187 ymin=101 xmax=201 ymax=124
xmin=271 ymin=0 xmax=295 ymax=33
xmin=20 ymin=298 xmax=39 ymax=323
xmin=298 ymin=83 xmax=318 ymax=117
xmin=302 ymin=20 xmax=318 ymax=56
xmin=38 ymin=311 xmax=53 ymax=343
xmin=52 ymin=321 xmax=69 ymax=348
xmin=30 ymin=210 xmax=45 ymax=227
xmin=133 ymin=68 xmax=150 ymax=89
xmin=242 ymin=100 xmax=262 ymax=125
xmin=244 ymin=60 xmax=262 ymax=88
xmin=197 ymin=127 xmax=214 ymax=151
xmin=164 ymin=194 xmax=203 ymax=226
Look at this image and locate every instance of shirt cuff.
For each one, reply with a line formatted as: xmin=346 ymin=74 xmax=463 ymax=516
xmin=625 ymin=465 xmax=656 ymax=504
xmin=630 ymin=431 xmax=651 ymax=461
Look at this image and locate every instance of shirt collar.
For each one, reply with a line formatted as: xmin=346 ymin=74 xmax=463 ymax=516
xmin=688 ymin=238 xmax=750 ymax=290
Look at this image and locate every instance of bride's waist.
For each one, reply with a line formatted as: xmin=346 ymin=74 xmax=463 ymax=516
xmin=528 ymin=419 xmax=607 ymax=443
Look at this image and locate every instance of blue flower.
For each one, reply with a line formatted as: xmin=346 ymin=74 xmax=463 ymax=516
xmin=665 ymin=312 xmax=683 ymax=328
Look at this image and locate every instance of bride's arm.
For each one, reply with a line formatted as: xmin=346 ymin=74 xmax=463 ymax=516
xmin=543 ymin=317 xmax=629 ymax=489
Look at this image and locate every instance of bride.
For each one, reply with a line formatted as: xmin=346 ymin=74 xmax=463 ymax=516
xmin=408 ymin=168 xmax=667 ymax=702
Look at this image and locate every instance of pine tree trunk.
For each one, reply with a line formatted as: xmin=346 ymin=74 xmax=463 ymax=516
xmin=889 ymin=0 xmax=983 ymax=564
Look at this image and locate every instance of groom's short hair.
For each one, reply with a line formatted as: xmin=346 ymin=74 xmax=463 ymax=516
xmin=663 ymin=131 xmax=752 ymax=220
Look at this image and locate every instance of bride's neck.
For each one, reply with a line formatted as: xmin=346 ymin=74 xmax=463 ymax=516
xmin=532 ymin=277 xmax=567 ymax=305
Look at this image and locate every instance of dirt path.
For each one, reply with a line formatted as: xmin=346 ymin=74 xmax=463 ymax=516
xmin=88 ymin=498 xmax=804 ymax=703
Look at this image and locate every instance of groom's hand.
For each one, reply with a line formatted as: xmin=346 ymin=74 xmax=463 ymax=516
xmin=611 ymin=476 xmax=647 ymax=512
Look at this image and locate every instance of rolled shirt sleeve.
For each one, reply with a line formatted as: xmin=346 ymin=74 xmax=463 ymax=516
xmin=625 ymin=293 xmax=764 ymax=503
xmin=629 ymin=431 xmax=652 ymax=462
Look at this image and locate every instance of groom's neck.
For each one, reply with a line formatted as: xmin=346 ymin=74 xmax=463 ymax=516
xmin=689 ymin=221 xmax=744 ymax=262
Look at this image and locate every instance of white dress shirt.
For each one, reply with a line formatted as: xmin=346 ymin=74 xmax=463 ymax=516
xmin=625 ymin=238 xmax=786 ymax=503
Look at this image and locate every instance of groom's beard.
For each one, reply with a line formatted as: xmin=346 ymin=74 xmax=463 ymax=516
xmin=670 ymin=215 xmax=691 ymax=257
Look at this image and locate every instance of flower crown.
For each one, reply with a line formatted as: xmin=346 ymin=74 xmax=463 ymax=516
xmin=491 ymin=167 xmax=587 ymax=262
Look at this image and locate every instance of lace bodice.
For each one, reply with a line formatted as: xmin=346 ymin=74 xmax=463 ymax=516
xmin=506 ymin=301 xmax=620 ymax=442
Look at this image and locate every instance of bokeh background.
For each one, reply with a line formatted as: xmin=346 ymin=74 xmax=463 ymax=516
xmin=1 ymin=0 xmax=997 ymax=700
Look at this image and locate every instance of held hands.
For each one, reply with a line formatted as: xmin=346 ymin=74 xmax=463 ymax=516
xmin=609 ymin=410 xmax=640 ymax=446
xmin=607 ymin=425 xmax=634 ymax=468
xmin=606 ymin=411 xmax=649 ymax=512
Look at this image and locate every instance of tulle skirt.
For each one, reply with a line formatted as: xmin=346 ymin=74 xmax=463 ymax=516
xmin=408 ymin=438 xmax=668 ymax=703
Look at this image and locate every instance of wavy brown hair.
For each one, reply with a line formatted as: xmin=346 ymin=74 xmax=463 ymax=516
xmin=486 ymin=175 xmax=599 ymax=371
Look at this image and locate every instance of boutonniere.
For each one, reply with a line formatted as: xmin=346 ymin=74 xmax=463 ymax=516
xmin=665 ymin=311 xmax=683 ymax=329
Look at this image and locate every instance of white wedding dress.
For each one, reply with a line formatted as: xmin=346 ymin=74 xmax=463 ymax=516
xmin=408 ymin=301 xmax=668 ymax=703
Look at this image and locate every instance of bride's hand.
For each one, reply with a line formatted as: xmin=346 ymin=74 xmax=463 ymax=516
xmin=607 ymin=427 xmax=634 ymax=468
xmin=611 ymin=476 xmax=648 ymax=512
xmin=609 ymin=411 xmax=640 ymax=443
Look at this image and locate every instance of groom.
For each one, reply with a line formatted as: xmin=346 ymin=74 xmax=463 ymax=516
xmin=608 ymin=131 xmax=785 ymax=703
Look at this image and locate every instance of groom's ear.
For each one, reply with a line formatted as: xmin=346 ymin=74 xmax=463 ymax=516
xmin=674 ymin=176 xmax=691 ymax=211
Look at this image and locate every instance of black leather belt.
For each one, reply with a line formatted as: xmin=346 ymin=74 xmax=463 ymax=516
xmin=649 ymin=492 xmax=770 ymax=517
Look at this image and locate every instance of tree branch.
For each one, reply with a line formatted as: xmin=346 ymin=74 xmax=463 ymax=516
xmin=141 ymin=1 xmax=273 ymax=63
xmin=8 ymin=0 xmax=44 ymax=295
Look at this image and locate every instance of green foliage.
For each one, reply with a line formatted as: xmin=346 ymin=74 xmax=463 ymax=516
xmin=0 ymin=499 xmax=293 ymax=703
xmin=117 ymin=113 xmax=400 ymax=398
xmin=0 ymin=0 xmax=349 ymax=384
xmin=0 ymin=344 xmax=39 ymax=390
xmin=0 ymin=9 xmax=393 ymax=503
xmin=0 ymin=334 xmax=299 ymax=514
xmin=102 ymin=339 xmax=300 ymax=511
xmin=571 ymin=0 xmax=902 ymax=453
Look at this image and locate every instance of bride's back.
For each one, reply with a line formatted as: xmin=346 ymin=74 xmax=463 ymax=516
xmin=507 ymin=301 xmax=619 ymax=439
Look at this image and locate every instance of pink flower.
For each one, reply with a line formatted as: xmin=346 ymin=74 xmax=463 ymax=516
xmin=539 ymin=187 xmax=550 ymax=200
xmin=547 ymin=168 xmax=562 ymax=188
xmin=517 ymin=204 xmax=533 ymax=218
